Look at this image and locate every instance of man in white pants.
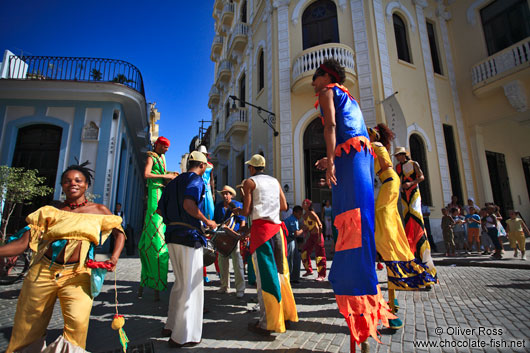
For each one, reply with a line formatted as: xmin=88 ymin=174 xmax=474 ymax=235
xmin=214 ymin=185 xmax=246 ymax=297
xmin=157 ymin=151 xmax=217 ymax=347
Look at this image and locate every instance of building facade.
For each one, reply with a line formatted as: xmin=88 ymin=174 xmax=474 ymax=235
xmin=208 ymin=0 xmax=530 ymax=242
xmin=0 ymin=50 xmax=150 ymax=238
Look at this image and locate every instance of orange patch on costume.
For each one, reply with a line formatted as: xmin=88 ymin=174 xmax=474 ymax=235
xmin=334 ymin=208 xmax=362 ymax=252
xmin=335 ymin=136 xmax=374 ymax=158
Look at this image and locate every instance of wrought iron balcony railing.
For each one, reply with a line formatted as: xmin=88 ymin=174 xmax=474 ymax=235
xmin=4 ymin=55 xmax=145 ymax=96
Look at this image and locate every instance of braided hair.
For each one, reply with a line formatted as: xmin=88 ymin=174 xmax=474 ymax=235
xmin=61 ymin=160 xmax=94 ymax=187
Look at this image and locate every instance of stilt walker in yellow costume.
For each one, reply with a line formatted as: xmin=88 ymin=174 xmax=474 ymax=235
xmin=368 ymin=125 xmax=437 ymax=331
xmin=234 ymin=154 xmax=298 ymax=335
xmin=138 ymin=136 xmax=176 ymax=299
xmin=394 ymin=147 xmax=437 ymax=282
xmin=0 ymin=162 xmax=125 ymax=352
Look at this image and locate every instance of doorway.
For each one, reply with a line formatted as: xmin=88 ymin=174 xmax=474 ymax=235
xmin=486 ymin=150 xmax=513 ymax=219
xmin=9 ymin=124 xmax=62 ymax=232
xmin=303 ymin=118 xmax=331 ymax=209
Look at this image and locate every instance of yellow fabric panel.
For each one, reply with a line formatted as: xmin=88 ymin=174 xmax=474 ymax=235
xmin=279 ymin=274 xmax=299 ymax=323
xmin=262 ymin=290 xmax=285 ymax=332
xmin=373 ymin=142 xmax=393 ymax=174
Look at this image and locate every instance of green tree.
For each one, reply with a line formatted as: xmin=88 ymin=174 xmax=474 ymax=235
xmin=112 ymin=74 xmax=131 ymax=84
xmin=0 ymin=166 xmax=54 ymax=242
xmin=90 ymin=68 xmax=103 ymax=81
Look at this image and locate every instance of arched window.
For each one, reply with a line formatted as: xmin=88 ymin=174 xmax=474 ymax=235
xmin=302 ymin=0 xmax=339 ymax=50
xmin=393 ymin=13 xmax=412 ymax=63
xmin=225 ymin=101 xmax=230 ymax=121
xmin=409 ymin=134 xmax=432 ymax=206
xmin=258 ymin=49 xmax=264 ymax=92
xmin=239 ymin=73 xmax=246 ymax=107
xmin=215 ymin=120 xmax=219 ymax=135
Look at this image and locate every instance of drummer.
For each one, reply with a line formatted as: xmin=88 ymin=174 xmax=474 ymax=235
xmin=213 ymin=185 xmax=246 ymax=298
xmin=157 ymin=151 xmax=217 ymax=347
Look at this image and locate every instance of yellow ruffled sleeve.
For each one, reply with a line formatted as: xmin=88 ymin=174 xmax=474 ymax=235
xmin=25 ymin=206 xmax=56 ymax=252
xmin=100 ymin=215 xmax=125 ymax=246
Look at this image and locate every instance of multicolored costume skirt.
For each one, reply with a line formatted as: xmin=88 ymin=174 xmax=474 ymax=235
xmin=138 ymin=185 xmax=169 ymax=291
xmin=251 ymin=222 xmax=298 ymax=332
xmin=329 ymin=147 xmax=395 ymax=349
xmin=375 ymin=169 xmax=436 ymax=290
xmin=400 ymin=185 xmax=437 ymax=281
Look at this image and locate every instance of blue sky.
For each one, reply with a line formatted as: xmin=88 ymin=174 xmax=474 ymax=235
xmin=0 ymin=0 xmax=215 ymax=172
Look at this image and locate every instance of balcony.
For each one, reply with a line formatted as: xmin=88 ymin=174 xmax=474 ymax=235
xmin=291 ymin=43 xmax=357 ymax=93
xmin=208 ymin=85 xmax=220 ymax=109
xmin=221 ymin=3 xmax=235 ymax=27
xmin=225 ymin=107 xmax=248 ymax=138
xmin=2 ymin=55 xmax=145 ymax=96
xmin=228 ymin=22 xmax=249 ymax=57
xmin=211 ymin=35 xmax=224 ymax=62
xmin=213 ymin=131 xmax=230 ymax=155
xmin=471 ymin=38 xmax=530 ymax=97
xmin=216 ymin=59 xmax=232 ymax=85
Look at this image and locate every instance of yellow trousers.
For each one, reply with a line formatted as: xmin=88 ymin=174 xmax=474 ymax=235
xmin=7 ymin=258 xmax=93 ymax=353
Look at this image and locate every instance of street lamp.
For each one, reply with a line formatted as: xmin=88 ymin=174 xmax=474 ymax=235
xmin=229 ymin=95 xmax=279 ymax=137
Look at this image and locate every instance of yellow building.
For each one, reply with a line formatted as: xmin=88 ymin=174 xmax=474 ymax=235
xmin=208 ymin=0 xmax=530 ymax=243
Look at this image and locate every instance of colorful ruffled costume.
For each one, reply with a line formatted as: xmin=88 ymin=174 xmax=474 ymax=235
xmin=7 ymin=206 xmax=123 ymax=352
xmin=373 ymin=142 xmax=436 ymax=290
xmin=138 ymin=151 xmax=169 ymax=291
xmin=395 ymin=160 xmax=437 ymax=280
xmin=317 ymin=84 xmax=395 ymax=350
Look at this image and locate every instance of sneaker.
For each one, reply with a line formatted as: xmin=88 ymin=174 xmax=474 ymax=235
xmin=514 ymin=249 xmax=519 ymax=257
xmin=316 ymin=276 xmax=326 ymax=281
xmin=389 ymin=317 xmax=404 ymax=330
xmin=204 ymin=276 xmax=210 ymax=283
xmin=521 ymin=253 xmax=526 ymax=261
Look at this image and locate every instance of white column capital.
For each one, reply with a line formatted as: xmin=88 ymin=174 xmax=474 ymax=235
xmin=273 ymin=0 xmax=290 ymax=9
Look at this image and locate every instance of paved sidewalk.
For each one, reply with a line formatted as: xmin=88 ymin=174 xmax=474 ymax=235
xmin=1 ymin=255 xmax=529 ymax=352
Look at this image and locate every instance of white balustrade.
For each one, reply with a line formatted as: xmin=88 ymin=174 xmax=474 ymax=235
xmin=471 ymin=38 xmax=530 ymax=86
xmin=222 ymin=3 xmax=235 ymax=17
xmin=225 ymin=107 xmax=248 ymax=135
xmin=292 ymin=44 xmax=356 ymax=82
xmin=228 ymin=23 xmax=249 ymax=51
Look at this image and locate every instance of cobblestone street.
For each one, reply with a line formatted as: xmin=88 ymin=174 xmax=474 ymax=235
xmin=1 ymin=250 xmax=529 ymax=352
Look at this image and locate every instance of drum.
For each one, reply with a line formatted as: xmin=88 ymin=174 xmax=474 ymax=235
xmin=203 ymin=240 xmax=217 ymax=267
xmin=211 ymin=227 xmax=241 ymax=257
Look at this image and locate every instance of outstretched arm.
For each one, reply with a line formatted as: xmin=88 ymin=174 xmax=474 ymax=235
xmin=0 ymin=230 xmax=29 ymax=257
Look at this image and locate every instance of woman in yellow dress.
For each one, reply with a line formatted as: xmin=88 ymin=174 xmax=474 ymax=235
xmin=0 ymin=162 xmax=125 ymax=352
xmin=368 ymin=124 xmax=437 ymax=330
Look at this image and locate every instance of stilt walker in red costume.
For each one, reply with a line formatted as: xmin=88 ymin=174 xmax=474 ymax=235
xmin=313 ymin=59 xmax=394 ymax=353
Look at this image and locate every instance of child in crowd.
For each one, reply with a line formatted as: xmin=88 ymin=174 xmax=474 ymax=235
xmin=465 ymin=207 xmax=481 ymax=252
xmin=506 ymin=210 xmax=529 ymax=260
xmin=441 ymin=208 xmax=455 ymax=256
xmin=452 ymin=208 xmax=467 ymax=254
xmin=479 ymin=208 xmax=492 ymax=255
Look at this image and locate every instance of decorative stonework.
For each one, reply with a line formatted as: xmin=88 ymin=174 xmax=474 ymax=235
xmin=82 ymin=121 xmax=99 ymax=141
xmin=438 ymin=7 xmax=476 ymax=199
xmin=350 ymin=0 xmax=376 ymax=126
xmin=292 ymin=0 xmax=346 ymax=25
xmin=373 ymin=0 xmax=394 ymax=99
xmin=503 ymin=80 xmax=528 ymax=113
xmin=266 ymin=0 xmax=274 ymax=175
xmin=415 ymin=3 xmax=452 ymax=204
xmin=385 ymin=1 xmax=417 ymax=33
xmin=407 ymin=123 xmax=432 ymax=152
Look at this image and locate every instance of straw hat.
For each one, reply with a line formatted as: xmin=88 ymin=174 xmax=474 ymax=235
xmin=188 ymin=151 xmax=208 ymax=163
xmin=245 ymin=154 xmax=266 ymax=167
xmin=217 ymin=185 xmax=236 ymax=196
xmin=393 ymin=147 xmax=409 ymax=156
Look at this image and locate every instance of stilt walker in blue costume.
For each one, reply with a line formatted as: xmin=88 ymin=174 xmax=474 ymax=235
xmin=313 ymin=59 xmax=394 ymax=353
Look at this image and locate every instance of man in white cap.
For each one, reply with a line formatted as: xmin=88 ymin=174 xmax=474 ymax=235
xmin=214 ymin=185 xmax=246 ymax=297
xmin=234 ymin=154 xmax=298 ymax=334
xmin=157 ymin=151 xmax=217 ymax=348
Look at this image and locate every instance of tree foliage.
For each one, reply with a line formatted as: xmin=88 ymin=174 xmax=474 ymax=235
xmin=0 ymin=166 xmax=54 ymax=242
